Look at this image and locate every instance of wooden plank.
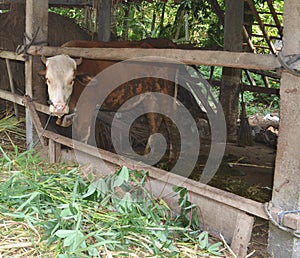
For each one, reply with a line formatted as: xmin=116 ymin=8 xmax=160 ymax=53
xmin=0 ymin=89 xmax=50 ymax=115
xmin=243 ymin=25 xmax=256 ymax=53
xmin=49 ymin=133 xmax=299 ymax=229
xmin=0 ymin=0 xmax=94 ymax=9
xmin=0 ymin=89 xmax=24 ymax=106
xmin=248 ymin=69 xmax=281 ymax=80
xmin=241 ymin=84 xmax=279 ymax=95
xmin=244 ymin=69 xmax=257 ymax=86
xmin=5 ymin=59 xmax=19 ymax=119
xmin=25 ymin=0 xmax=49 ymax=146
xmin=0 ymin=50 xmax=25 ymax=61
xmin=59 ymin=146 xmax=251 ymax=245
xmin=266 ymin=0 xmax=283 ymax=37
xmin=28 ymin=129 xmax=297 ymax=252
xmin=23 ymin=95 xmax=46 ymax=146
xmin=49 ymin=139 xmax=61 ymax=163
xmin=27 ymin=45 xmax=281 ymax=70
xmin=41 ymin=129 xmax=268 ymax=220
xmin=148 ymin=175 xmax=242 ymax=244
xmin=231 ymin=212 xmax=254 ymax=257
xmin=246 ymin=0 xmax=277 ymax=54
xmin=25 ymin=55 xmax=34 ymax=146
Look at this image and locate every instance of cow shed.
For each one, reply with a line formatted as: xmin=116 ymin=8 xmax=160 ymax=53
xmin=0 ymin=0 xmax=300 ymax=257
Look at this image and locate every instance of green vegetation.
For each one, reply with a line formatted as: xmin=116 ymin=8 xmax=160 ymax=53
xmin=50 ymin=0 xmax=283 ymax=116
xmin=252 ymin=0 xmax=284 ymax=54
xmin=114 ymin=0 xmax=223 ymax=46
xmin=50 ymin=0 xmax=283 ymax=49
xmin=0 ymin=114 xmax=25 ymax=151
xmin=0 ymin=146 xmax=225 ymax=257
xmin=0 ymin=114 xmax=24 ymax=136
xmin=199 ymin=66 xmax=280 ymax=115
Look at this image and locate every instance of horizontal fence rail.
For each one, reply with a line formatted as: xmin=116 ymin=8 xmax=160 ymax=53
xmin=0 ymin=89 xmax=50 ymax=115
xmin=0 ymin=50 xmax=25 ymax=61
xmin=27 ymin=45 xmax=282 ymax=70
xmin=41 ymin=128 xmax=268 ymax=220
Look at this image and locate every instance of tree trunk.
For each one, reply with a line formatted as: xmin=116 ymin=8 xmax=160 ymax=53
xmin=97 ymin=0 xmax=111 ymax=42
xmin=122 ymin=5 xmax=130 ymax=40
xmin=174 ymin=9 xmax=184 ymax=40
xmin=220 ymin=0 xmax=244 ymax=142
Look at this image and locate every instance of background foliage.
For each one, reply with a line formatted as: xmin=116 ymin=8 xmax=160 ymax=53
xmin=50 ymin=0 xmax=284 ymax=115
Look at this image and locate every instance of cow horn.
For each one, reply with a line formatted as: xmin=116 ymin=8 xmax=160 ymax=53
xmin=75 ymin=57 xmax=83 ymax=66
xmin=41 ymin=55 xmax=47 ymax=64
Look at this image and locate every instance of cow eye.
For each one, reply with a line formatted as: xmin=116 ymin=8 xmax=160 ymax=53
xmin=46 ymin=79 xmax=51 ymax=84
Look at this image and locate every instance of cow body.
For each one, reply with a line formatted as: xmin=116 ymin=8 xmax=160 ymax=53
xmin=42 ymin=39 xmax=182 ymax=160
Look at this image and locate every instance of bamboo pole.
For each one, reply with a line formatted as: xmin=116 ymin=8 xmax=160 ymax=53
xmin=5 ymin=59 xmax=19 ymax=119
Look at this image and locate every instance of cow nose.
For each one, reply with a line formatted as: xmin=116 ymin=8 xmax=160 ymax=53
xmin=53 ymin=103 xmax=66 ymax=112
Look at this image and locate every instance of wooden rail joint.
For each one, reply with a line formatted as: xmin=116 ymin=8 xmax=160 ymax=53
xmin=265 ymin=202 xmax=300 ymax=235
xmin=22 ymin=94 xmax=46 ymax=147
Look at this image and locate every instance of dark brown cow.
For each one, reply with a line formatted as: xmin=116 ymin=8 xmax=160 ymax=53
xmin=41 ymin=39 xmax=182 ymax=160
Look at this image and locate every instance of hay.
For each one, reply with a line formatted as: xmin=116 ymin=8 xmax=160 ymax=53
xmin=0 ymin=216 xmax=43 ymax=257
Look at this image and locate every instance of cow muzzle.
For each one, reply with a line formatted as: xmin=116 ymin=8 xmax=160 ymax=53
xmin=49 ymin=102 xmax=69 ymax=117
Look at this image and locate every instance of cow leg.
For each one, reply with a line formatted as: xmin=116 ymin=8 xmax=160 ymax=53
xmin=145 ymin=113 xmax=177 ymax=162
xmin=143 ymin=93 xmax=176 ymax=162
xmin=161 ymin=81 xmax=178 ymax=162
xmin=144 ymin=112 xmax=164 ymax=156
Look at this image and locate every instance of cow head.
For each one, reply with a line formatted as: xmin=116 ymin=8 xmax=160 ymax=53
xmin=40 ymin=55 xmax=82 ymax=117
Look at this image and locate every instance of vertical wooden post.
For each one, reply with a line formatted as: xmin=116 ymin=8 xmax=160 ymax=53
xmin=268 ymin=1 xmax=300 ymax=256
xmin=5 ymin=59 xmax=19 ymax=120
xmin=25 ymin=54 xmax=34 ymax=146
xmin=25 ymin=0 xmax=48 ymax=146
xmin=49 ymin=139 xmax=61 ymax=163
xmin=97 ymin=0 xmax=111 ymax=42
xmin=219 ymin=0 xmax=244 ymax=142
xmin=231 ymin=212 xmax=254 ymax=257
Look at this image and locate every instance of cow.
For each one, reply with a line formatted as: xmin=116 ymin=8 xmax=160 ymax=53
xmin=40 ymin=39 xmax=186 ymax=161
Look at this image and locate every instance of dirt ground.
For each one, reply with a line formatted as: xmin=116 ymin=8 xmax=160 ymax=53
xmin=207 ymin=142 xmax=275 ymax=196
xmin=210 ymin=142 xmax=275 ymax=258
xmin=188 ymin=141 xmax=275 ymax=258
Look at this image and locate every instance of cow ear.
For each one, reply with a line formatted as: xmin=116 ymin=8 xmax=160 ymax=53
xmin=41 ymin=55 xmax=47 ymax=64
xmin=75 ymin=57 xmax=82 ymax=66
xmin=76 ymin=73 xmax=93 ymax=85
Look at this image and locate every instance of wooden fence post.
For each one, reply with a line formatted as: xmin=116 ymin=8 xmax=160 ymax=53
xmin=267 ymin=0 xmax=300 ymax=256
xmin=25 ymin=0 xmax=48 ymax=146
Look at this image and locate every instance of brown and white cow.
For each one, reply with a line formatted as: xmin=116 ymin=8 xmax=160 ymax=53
xmin=40 ymin=39 xmax=182 ymax=160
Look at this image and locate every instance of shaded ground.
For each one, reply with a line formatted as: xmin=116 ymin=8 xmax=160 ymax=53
xmin=190 ymin=142 xmax=275 ymax=258
xmin=211 ymin=143 xmax=274 ymax=258
xmin=206 ymin=142 xmax=274 ymax=201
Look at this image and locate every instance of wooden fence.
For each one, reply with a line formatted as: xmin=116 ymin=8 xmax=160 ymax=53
xmin=0 ymin=45 xmax=296 ymax=257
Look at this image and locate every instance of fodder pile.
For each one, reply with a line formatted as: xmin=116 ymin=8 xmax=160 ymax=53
xmin=0 ymin=145 xmax=228 ymax=257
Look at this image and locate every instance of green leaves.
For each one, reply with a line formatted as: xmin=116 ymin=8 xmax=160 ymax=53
xmin=55 ymin=229 xmax=87 ymax=252
xmin=113 ymin=166 xmax=129 ymax=187
xmin=198 ymin=231 xmax=223 ymax=256
xmin=0 ymin=149 xmax=224 ymax=256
